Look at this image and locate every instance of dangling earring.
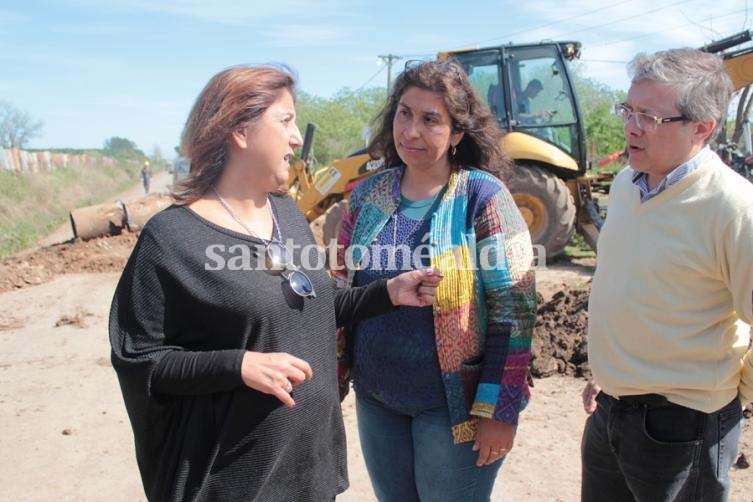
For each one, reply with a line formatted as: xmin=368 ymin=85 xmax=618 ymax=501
xmin=451 ymin=144 xmax=457 ymax=157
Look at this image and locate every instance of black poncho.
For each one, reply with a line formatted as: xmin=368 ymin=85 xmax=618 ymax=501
xmin=109 ymin=196 xmax=392 ymax=501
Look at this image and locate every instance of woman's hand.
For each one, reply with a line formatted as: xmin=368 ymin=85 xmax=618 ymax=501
xmin=240 ymin=352 xmax=313 ymax=408
xmin=386 ymin=268 xmax=443 ymax=307
xmin=472 ymin=417 xmax=516 ymax=466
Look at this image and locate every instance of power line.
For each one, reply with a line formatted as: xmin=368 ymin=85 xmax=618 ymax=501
xmin=590 ymin=8 xmax=751 ymax=48
xmin=358 ymin=2 xmax=751 ymax=93
xmin=545 ymin=0 xmax=689 ymax=41
xmin=377 ymin=54 xmax=403 ymax=95
xmin=466 ymin=0 xmax=634 ymax=48
xmin=356 ymin=53 xmax=434 ymax=92
xmin=356 ymin=65 xmax=387 ymax=92
xmin=458 ymin=1 xmax=745 ymax=55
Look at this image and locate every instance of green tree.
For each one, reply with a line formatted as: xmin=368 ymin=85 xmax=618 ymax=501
xmin=103 ymin=136 xmax=145 ymax=158
xmin=296 ymin=87 xmax=386 ymax=165
xmin=571 ymin=65 xmax=626 ymax=161
xmin=584 ymin=102 xmax=627 ymax=159
xmin=0 ymin=101 xmax=43 ymax=148
xmin=293 ymin=70 xmax=628 ymax=169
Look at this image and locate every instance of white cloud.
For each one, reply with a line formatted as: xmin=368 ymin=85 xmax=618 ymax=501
xmin=259 ymin=24 xmax=351 ymax=47
xmin=0 ymin=45 xmax=123 ymax=72
xmin=75 ymin=0 xmax=357 ymax=26
xmin=503 ymin=0 xmax=751 ymax=91
xmin=511 ymin=0 xmax=746 ymax=48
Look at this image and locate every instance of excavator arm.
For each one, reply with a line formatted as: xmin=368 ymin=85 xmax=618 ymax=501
xmin=700 ymin=30 xmax=753 ymax=91
xmin=724 ymin=49 xmax=753 ymax=91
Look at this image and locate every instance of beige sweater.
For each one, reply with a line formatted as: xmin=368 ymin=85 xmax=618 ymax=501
xmin=589 ymin=155 xmax=753 ymax=412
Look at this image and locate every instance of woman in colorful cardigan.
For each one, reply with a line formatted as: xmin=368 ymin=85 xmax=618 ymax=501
xmin=334 ymin=60 xmax=537 ymax=502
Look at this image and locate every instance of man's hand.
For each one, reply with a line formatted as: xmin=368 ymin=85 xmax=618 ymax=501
xmin=538 ymin=110 xmax=555 ymax=121
xmin=582 ymin=380 xmax=601 ymax=415
xmin=386 ymin=268 xmax=443 ymax=307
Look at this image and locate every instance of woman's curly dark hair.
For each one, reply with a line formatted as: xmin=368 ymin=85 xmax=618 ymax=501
xmin=368 ymin=59 xmax=512 ymax=182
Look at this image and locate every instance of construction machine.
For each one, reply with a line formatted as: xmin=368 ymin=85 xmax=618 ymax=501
xmin=288 ymin=32 xmax=753 ymax=259
xmin=702 ymin=30 xmax=753 ymax=183
xmin=288 ymin=40 xmax=601 ymax=259
xmin=701 ymin=30 xmax=753 ymax=92
xmin=442 ymin=41 xmax=599 ymax=257
xmin=65 ymin=35 xmax=753 ymax=249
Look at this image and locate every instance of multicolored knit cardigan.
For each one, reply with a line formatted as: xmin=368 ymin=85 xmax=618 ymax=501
xmin=335 ymin=165 xmax=537 ymax=444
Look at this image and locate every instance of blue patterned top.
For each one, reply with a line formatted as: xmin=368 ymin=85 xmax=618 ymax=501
xmin=353 ymin=196 xmax=446 ymax=411
xmin=336 ymin=166 xmax=537 ymax=443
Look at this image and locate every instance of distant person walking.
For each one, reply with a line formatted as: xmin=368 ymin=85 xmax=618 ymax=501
xmin=141 ymin=161 xmax=151 ymax=194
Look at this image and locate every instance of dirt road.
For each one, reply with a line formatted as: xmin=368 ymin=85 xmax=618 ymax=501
xmin=0 ymin=267 xmax=592 ymax=502
xmin=1 ymin=267 xmax=749 ymax=501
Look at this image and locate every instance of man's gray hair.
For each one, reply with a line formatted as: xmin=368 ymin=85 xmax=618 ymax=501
xmin=628 ymin=48 xmax=733 ymax=142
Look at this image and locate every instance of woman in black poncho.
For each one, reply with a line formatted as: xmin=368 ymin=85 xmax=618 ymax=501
xmin=109 ymin=64 xmax=442 ymax=502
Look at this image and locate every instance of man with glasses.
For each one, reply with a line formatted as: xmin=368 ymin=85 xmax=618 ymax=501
xmin=580 ymin=48 xmax=753 ymax=501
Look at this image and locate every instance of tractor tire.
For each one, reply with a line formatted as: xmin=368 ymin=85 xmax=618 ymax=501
xmin=506 ymin=164 xmax=575 ymax=259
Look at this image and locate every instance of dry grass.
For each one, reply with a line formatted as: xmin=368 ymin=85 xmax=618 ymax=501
xmin=0 ymin=157 xmax=140 ymax=258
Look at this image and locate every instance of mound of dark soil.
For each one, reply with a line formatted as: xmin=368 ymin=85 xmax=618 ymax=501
xmin=530 ymin=287 xmax=591 ymax=379
xmin=0 ymin=233 xmax=138 ymax=293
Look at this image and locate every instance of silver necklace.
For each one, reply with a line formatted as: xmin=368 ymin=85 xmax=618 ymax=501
xmin=212 ymin=187 xmax=317 ymax=299
xmin=212 ymin=187 xmax=282 ymax=243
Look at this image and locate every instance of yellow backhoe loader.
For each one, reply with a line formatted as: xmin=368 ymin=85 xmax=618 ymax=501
xmin=288 ymin=40 xmax=600 ymax=259
xmin=67 ymin=33 xmax=752 ymax=249
xmin=288 ymin=32 xmax=753 ymax=259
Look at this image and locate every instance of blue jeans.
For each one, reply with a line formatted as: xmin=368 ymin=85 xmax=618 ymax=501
xmin=355 ymin=394 xmax=504 ymax=502
xmin=581 ymin=391 xmax=742 ymax=502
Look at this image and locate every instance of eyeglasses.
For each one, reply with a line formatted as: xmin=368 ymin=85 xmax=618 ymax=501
xmin=263 ymin=241 xmax=317 ymax=299
xmin=614 ymin=103 xmax=687 ymax=133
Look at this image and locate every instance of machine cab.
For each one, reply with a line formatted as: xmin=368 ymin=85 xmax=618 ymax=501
xmin=445 ymin=42 xmax=587 ymax=176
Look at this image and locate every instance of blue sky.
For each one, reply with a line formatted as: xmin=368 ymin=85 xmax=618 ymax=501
xmin=1 ymin=0 xmax=749 ymax=158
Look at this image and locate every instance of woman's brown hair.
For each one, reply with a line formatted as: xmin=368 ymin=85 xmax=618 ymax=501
xmin=173 ymin=64 xmax=297 ymax=202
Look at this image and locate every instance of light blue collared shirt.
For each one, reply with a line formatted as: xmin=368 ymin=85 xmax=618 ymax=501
xmin=631 ymin=146 xmax=713 ymax=203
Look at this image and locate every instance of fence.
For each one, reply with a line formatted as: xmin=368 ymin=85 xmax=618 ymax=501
xmin=0 ymin=148 xmax=114 ymax=173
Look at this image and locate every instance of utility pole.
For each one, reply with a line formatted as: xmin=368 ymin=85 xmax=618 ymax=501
xmin=377 ymin=54 xmax=402 ymax=95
